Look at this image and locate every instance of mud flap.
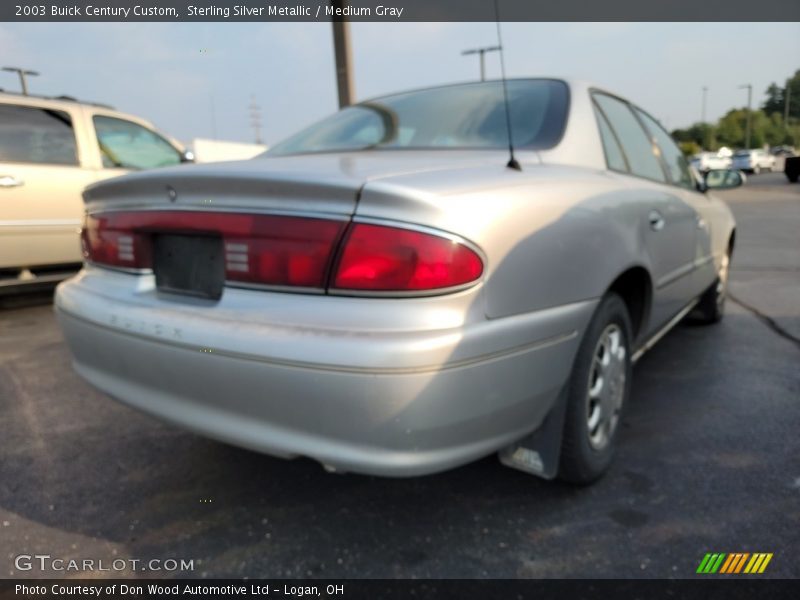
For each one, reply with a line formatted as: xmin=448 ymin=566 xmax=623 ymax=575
xmin=497 ymin=386 xmax=569 ymax=479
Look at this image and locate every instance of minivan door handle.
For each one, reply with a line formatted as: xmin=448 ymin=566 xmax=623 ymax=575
xmin=648 ymin=210 xmax=665 ymax=232
xmin=0 ymin=175 xmax=24 ymax=188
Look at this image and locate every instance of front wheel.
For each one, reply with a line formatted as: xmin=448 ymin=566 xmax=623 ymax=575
xmin=558 ymin=293 xmax=633 ymax=484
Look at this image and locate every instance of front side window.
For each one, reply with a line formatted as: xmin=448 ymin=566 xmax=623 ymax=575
xmin=592 ymin=93 xmax=667 ymax=183
xmin=635 ymin=108 xmax=694 ymax=190
xmin=0 ymin=104 xmax=78 ymax=165
xmin=93 ymin=116 xmax=181 ymax=170
xmin=269 ymin=79 xmax=570 ymax=156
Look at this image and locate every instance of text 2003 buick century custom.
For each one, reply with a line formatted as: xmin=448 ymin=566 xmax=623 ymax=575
xmin=56 ymin=79 xmax=740 ymax=483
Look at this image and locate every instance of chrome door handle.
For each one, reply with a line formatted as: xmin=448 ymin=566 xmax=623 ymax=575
xmin=0 ymin=175 xmax=24 ymax=188
xmin=648 ymin=210 xmax=665 ymax=232
xmin=696 ymin=217 xmax=708 ymax=230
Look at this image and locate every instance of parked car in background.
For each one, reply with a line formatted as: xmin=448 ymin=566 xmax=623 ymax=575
xmin=0 ymin=91 xmax=191 ymax=292
xmin=192 ymin=138 xmax=267 ymax=163
xmin=770 ymin=145 xmax=796 ymax=157
xmin=56 ymin=79 xmax=740 ymax=484
xmin=690 ymin=151 xmax=732 ymax=173
xmin=731 ymin=149 xmax=776 ymax=174
xmin=785 ymin=155 xmax=800 ymax=183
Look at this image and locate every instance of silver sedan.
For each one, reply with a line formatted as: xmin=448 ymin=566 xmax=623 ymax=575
xmin=56 ymin=79 xmax=739 ymax=483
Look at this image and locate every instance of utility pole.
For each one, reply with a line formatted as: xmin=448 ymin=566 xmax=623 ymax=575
xmin=785 ymin=78 xmax=792 ymax=132
xmin=331 ymin=1 xmax=354 ymax=108
xmin=739 ymin=83 xmax=752 ymax=149
xmin=461 ymin=46 xmax=501 ymax=81
xmin=248 ymin=95 xmax=262 ymax=144
xmin=701 ymin=86 xmax=708 ymax=123
xmin=2 ymin=66 xmax=38 ymax=95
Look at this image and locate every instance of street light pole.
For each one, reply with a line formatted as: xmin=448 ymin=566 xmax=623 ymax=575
xmin=701 ymin=86 xmax=707 ymax=123
xmin=330 ymin=1 xmax=354 ymax=108
xmin=785 ymin=78 xmax=792 ymax=132
xmin=2 ymin=67 xmax=39 ymax=95
xmin=739 ymin=83 xmax=752 ymax=149
xmin=461 ymin=46 xmax=501 ymax=82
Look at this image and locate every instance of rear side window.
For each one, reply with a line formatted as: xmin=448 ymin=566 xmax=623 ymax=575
xmin=593 ymin=103 xmax=628 ymax=172
xmin=635 ymin=108 xmax=694 ymax=190
xmin=593 ymin=94 xmax=666 ymax=183
xmin=0 ymin=104 xmax=78 ymax=165
xmin=93 ymin=116 xmax=181 ymax=170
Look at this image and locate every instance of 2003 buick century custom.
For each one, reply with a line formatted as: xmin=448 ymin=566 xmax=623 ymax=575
xmin=56 ymin=79 xmax=740 ymax=483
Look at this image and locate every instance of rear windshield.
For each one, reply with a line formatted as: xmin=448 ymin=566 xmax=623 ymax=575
xmin=733 ymin=150 xmax=751 ymax=157
xmin=268 ymin=79 xmax=569 ymax=156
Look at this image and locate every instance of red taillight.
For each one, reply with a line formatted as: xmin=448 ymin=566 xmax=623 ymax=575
xmin=82 ymin=214 xmax=151 ymax=269
xmin=331 ymin=223 xmax=483 ymax=292
xmin=82 ymin=211 xmax=345 ymax=288
xmin=82 ymin=212 xmax=484 ymax=294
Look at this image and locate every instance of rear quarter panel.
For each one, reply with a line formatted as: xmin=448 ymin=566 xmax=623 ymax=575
xmin=357 ymin=164 xmax=650 ymax=320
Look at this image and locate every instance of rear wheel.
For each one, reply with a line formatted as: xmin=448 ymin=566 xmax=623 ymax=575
xmin=558 ymin=293 xmax=632 ymax=484
xmin=692 ymin=250 xmax=730 ymax=324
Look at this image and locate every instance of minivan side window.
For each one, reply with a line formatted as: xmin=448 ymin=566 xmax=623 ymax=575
xmin=93 ymin=116 xmax=181 ymax=170
xmin=635 ymin=108 xmax=694 ymax=190
xmin=0 ymin=104 xmax=78 ymax=166
xmin=592 ymin=94 xmax=667 ymax=183
xmin=593 ymin=102 xmax=628 ymax=173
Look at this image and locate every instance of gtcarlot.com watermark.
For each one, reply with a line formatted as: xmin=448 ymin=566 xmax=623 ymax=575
xmin=14 ymin=554 xmax=194 ymax=573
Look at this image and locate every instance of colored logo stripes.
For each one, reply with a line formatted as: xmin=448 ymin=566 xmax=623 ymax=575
xmin=696 ymin=553 xmax=773 ymax=574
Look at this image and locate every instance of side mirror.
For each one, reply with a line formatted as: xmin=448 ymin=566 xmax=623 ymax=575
xmin=703 ymin=168 xmax=745 ymax=191
xmin=180 ymin=149 xmax=195 ymax=163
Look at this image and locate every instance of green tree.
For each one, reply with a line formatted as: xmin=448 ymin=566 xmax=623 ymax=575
xmin=671 ymin=123 xmax=716 ymax=150
xmin=762 ymin=69 xmax=800 ymax=121
xmin=716 ymin=109 xmax=746 ymax=147
xmin=762 ymin=83 xmax=785 ymax=116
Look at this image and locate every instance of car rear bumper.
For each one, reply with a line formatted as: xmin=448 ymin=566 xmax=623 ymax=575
xmin=55 ymin=268 xmax=595 ymax=476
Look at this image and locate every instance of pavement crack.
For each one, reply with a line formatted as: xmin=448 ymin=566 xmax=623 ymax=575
xmin=729 ymin=293 xmax=800 ymax=349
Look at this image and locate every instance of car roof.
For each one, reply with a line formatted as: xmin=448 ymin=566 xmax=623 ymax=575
xmin=0 ymin=90 xmax=114 ymax=109
xmin=0 ymin=90 xmax=163 ymax=133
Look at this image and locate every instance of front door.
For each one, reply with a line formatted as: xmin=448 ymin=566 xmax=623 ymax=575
xmin=0 ymin=103 xmax=95 ymax=269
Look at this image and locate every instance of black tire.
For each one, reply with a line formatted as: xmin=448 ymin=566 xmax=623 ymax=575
xmin=691 ymin=249 xmax=731 ymax=324
xmin=788 ymin=173 xmax=799 ymax=183
xmin=558 ymin=293 xmax=633 ymax=484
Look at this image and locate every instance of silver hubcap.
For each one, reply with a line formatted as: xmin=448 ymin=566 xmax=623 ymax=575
xmin=716 ymin=253 xmax=730 ymax=310
xmin=586 ymin=324 xmax=627 ymax=451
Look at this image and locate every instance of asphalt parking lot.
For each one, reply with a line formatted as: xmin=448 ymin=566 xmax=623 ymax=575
xmin=1 ymin=173 xmax=798 ymax=579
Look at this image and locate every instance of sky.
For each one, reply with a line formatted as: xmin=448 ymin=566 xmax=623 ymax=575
xmin=1 ymin=22 xmax=798 ymax=146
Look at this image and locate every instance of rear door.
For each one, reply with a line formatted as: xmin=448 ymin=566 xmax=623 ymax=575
xmin=0 ymin=101 xmax=95 ymax=269
xmin=592 ymin=93 xmax=698 ymax=334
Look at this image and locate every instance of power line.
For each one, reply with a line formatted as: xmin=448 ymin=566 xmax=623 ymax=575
xmin=248 ymin=95 xmax=262 ymax=144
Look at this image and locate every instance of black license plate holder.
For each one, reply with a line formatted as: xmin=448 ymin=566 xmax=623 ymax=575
xmin=153 ymin=234 xmax=225 ymax=300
